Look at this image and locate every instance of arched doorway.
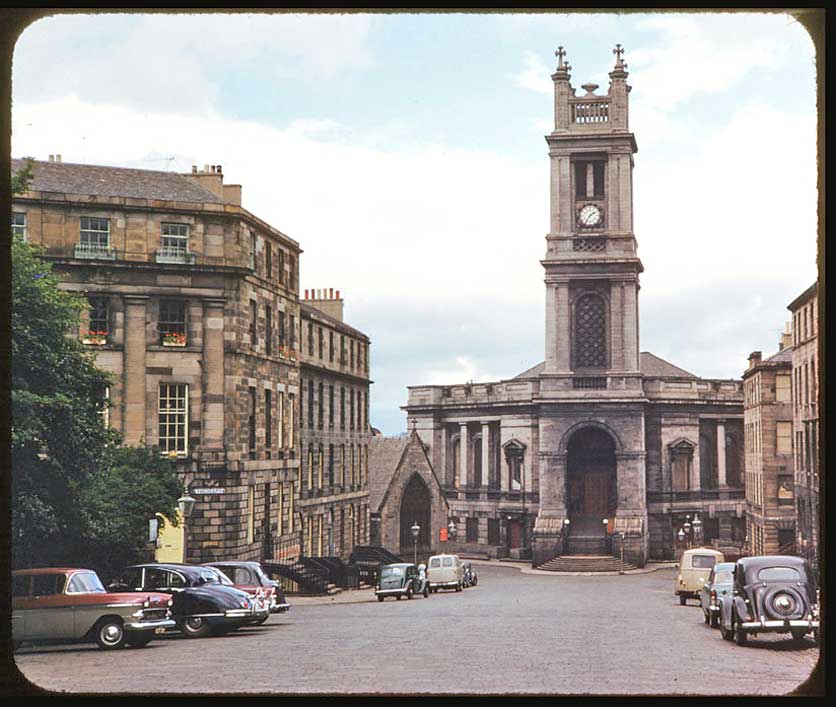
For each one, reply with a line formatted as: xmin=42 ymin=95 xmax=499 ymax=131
xmin=400 ymin=474 xmax=431 ymax=553
xmin=566 ymin=426 xmax=617 ymax=521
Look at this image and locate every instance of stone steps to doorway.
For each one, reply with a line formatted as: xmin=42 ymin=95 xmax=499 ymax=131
xmin=537 ymin=555 xmax=637 ymax=573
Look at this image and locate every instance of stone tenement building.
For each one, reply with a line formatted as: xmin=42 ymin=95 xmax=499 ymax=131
xmin=298 ymin=288 xmax=372 ymax=558
xmin=788 ymin=282 xmax=819 ymax=562
xmin=742 ymin=331 xmax=796 ymax=556
xmin=402 ymin=47 xmax=745 ymax=567
xmin=12 ymin=157 xmax=305 ymax=564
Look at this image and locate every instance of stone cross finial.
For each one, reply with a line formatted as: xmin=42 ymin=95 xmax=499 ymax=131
xmin=613 ymin=43 xmax=625 ymax=68
xmin=555 ymin=46 xmax=567 ymax=70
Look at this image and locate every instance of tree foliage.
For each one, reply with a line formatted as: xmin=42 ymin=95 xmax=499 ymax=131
xmin=12 ymin=161 xmax=181 ymax=577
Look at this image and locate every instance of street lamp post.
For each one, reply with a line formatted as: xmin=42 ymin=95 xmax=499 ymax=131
xmin=411 ymin=521 xmax=420 ymax=565
xmin=177 ymin=488 xmax=196 ymax=564
xmin=619 ymin=531 xmax=626 ymax=574
xmin=692 ymin=513 xmax=702 ymax=548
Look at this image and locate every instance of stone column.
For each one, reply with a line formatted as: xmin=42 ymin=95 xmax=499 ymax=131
xmin=459 ymin=423 xmax=468 ymax=488
xmin=690 ymin=448 xmax=702 ymax=492
xmin=610 ymin=281 xmax=624 ymax=371
xmin=123 ymin=295 xmax=148 ymax=445
xmin=716 ymin=420 xmax=727 ymax=488
xmin=556 ymin=283 xmax=571 ymax=371
xmin=500 ymin=448 xmax=510 ymax=492
xmin=545 ymin=285 xmax=557 ymax=373
xmin=202 ymin=298 xmax=226 ymax=450
xmin=622 ymin=282 xmax=639 ymax=372
xmin=481 ymin=423 xmax=490 ymax=487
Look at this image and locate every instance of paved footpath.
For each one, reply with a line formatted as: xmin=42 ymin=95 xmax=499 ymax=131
xmin=14 ymin=563 xmax=821 ymax=695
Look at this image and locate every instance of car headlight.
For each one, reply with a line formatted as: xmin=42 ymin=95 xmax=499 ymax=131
xmin=143 ymin=598 xmax=151 ymax=608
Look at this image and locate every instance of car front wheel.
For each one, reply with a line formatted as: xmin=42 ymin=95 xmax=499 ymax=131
xmin=377 ymin=595 xmax=385 ymax=602
xmin=181 ymin=616 xmax=212 ymax=638
xmin=719 ymin=619 xmax=733 ymax=641
xmin=95 ymin=618 xmax=126 ymax=650
xmin=703 ymin=610 xmax=710 ymax=624
xmin=406 ymin=587 xmax=413 ymax=600
xmin=710 ymin=612 xmax=719 ymax=628
xmin=679 ymin=594 xmax=686 ymax=606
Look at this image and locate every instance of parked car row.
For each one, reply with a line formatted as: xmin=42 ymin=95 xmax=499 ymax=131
xmin=374 ymin=554 xmax=479 ymax=601
xmin=12 ymin=561 xmax=290 ymax=651
xmin=675 ymin=548 xmax=819 ymax=647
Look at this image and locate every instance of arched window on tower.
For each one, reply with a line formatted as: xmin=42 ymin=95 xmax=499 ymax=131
xmin=573 ymin=293 xmax=607 ymax=368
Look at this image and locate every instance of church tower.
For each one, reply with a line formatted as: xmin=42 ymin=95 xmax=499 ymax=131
xmin=541 ymin=45 xmax=643 ymax=393
xmin=533 ymin=46 xmax=648 ymax=568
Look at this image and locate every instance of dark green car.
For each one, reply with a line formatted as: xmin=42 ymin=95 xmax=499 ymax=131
xmin=375 ymin=563 xmax=429 ymax=602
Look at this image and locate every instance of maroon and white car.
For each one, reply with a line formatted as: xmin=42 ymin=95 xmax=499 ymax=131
xmin=203 ymin=561 xmax=290 ymax=619
xmin=12 ymin=567 xmax=175 ymax=650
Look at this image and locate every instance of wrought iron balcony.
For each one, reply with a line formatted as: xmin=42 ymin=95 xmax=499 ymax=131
xmin=74 ymin=242 xmax=116 ymax=260
xmin=155 ymin=246 xmax=196 ymax=264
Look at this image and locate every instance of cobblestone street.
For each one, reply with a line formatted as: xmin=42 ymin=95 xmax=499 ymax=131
xmin=14 ymin=563 xmax=820 ymax=695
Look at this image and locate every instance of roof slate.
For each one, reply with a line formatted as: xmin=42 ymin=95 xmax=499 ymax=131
xmin=511 ymin=351 xmax=698 ymax=380
xmin=12 ymin=158 xmax=225 ymax=204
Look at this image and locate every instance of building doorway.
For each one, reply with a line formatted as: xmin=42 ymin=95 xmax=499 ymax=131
xmin=566 ymin=426 xmax=617 ymax=522
xmin=400 ymin=474 xmax=431 ymax=553
xmin=507 ymin=519 xmax=522 ymax=549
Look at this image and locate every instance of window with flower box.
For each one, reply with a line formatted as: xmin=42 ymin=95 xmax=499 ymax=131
xmin=159 ymin=383 xmax=188 ymax=457
xmin=159 ymin=299 xmax=187 ymax=346
xmin=84 ymin=296 xmax=109 ymax=345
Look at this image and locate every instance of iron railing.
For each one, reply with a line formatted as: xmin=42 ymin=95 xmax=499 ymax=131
xmin=74 ymin=242 xmax=116 ymax=260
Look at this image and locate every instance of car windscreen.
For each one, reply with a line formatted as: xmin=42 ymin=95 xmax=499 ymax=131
xmin=757 ymin=566 xmax=801 ymax=582
xmin=713 ymin=570 xmax=733 ymax=584
xmin=442 ymin=557 xmax=453 ymax=567
xmin=691 ymin=555 xmax=717 ymax=569
xmin=381 ymin=567 xmax=404 ymax=578
xmin=68 ymin=572 xmax=106 ymax=593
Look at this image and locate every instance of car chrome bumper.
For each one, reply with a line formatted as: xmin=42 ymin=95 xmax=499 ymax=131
xmin=430 ymin=582 xmax=458 ymax=588
xmin=124 ymin=618 xmax=177 ymax=632
xmin=224 ymin=608 xmax=264 ymax=618
xmin=375 ymin=588 xmax=406 ymax=596
xmin=740 ymin=620 xmax=819 ymax=631
xmin=270 ymin=603 xmax=291 ymax=613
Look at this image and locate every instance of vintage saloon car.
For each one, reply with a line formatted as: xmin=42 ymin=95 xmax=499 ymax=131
xmin=699 ymin=562 xmax=735 ymax=628
xmin=203 ymin=561 xmax=290 ymax=617
xmin=717 ymin=555 xmax=819 ymax=646
xmin=12 ymin=568 xmax=175 ymax=650
xmin=108 ymin=563 xmax=264 ymax=638
xmin=375 ymin=563 xmax=429 ymax=601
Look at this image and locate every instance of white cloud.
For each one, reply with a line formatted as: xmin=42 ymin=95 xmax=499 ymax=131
xmin=513 ymin=51 xmax=553 ymax=95
xmin=12 ymin=13 xmax=378 ymax=112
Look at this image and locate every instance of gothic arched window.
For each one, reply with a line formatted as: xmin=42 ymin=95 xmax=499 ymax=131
xmin=573 ymin=293 xmax=607 ymax=368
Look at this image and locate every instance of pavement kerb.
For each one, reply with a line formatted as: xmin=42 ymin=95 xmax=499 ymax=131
xmin=287 ymin=560 xmax=680 ymax=604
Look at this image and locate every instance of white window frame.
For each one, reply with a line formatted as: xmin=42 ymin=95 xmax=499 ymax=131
xmin=12 ymin=212 xmax=26 ymax=241
xmin=158 ymin=383 xmax=189 ymax=457
xmin=79 ymin=217 xmax=110 ymax=248
xmin=160 ymin=222 xmax=190 ymax=254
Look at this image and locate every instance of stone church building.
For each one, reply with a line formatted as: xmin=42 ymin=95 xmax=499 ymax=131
xmin=401 ymin=47 xmax=745 ymax=567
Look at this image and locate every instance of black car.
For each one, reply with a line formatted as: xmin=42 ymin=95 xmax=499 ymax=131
xmin=717 ymin=555 xmax=819 ymax=646
xmin=203 ymin=561 xmax=290 ymax=617
xmin=108 ymin=563 xmax=264 ymax=638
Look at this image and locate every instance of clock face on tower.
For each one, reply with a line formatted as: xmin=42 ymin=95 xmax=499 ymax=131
xmin=578 ymin=203 xmax=604 ymax=228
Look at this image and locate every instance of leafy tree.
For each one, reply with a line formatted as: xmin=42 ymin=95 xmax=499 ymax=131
xmin=11 ymin=160 xmax=180 ymax=576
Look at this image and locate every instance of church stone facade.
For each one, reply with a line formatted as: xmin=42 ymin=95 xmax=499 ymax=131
xmin=403 ymin=47 xmax=745 ymax=567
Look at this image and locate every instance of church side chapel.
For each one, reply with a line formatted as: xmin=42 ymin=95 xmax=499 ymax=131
xmin=398 ymin=45 xmax=745 ymax=568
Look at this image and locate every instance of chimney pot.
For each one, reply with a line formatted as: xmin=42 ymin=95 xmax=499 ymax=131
xmin=336 ymin=290 xmax=340 ymax=299
xmin=330 ymin=287 xmax=334 ymax=299
xmin=48 ymin=154 xmax=54 ymax=162
xmin=203 ymin=164 xmax=210 ymax=173
xmin=192 ymin=165 xmax=198 ymax=173
xmin=304 ymin=289 xmax=308 ymax=299
xmin=56 ymin=154 xmax=61 ymax=162
xmin=217 ymin=164 xmax=222 ymax=174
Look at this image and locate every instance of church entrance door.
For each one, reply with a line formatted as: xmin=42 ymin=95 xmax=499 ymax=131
xmin=566 ymin=426 xmax=617 ymax=521
xmin=583 ymin=472 xmax=609 ymax=516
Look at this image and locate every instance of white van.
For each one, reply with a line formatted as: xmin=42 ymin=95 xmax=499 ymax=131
xmin=427 ymin=554 xmax=464 ymax=592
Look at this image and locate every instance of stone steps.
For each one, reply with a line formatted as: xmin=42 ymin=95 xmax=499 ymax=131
xmin=537 ymin=555 xmax=637 ymax=573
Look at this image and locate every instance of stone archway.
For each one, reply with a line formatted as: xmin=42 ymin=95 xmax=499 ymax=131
xmin=565 ymin=426 xmax=617 ymax=523
xmin=400 ymin=474 xmax=431 ymax=552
